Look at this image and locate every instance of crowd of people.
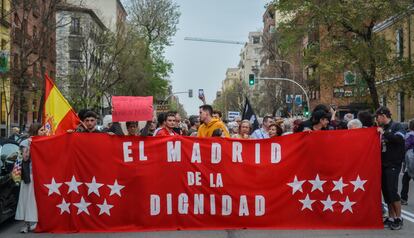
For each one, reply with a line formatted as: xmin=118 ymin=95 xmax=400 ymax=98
xmin=7 ymin=103 xmax=414 ymax=232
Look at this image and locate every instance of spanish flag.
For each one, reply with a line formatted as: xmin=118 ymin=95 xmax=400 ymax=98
xmin=43 ymin=74 xmax=80 ymax=135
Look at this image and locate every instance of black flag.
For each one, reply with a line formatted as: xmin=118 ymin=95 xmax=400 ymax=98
xmin=242 ymin=97 xmax=259 ymax=132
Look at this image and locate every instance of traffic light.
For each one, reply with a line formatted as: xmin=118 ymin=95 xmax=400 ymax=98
xmin=303 ymin=104 xmax=310 ymax=117
xmin=249 ymin=74 xmax=255 ymax=86
xmin=188 ymin=89 xmax=193 ymax=98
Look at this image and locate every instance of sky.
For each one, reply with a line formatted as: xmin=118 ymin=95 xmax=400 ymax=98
xmin=165 ymin=0 xmax=270 ymax=116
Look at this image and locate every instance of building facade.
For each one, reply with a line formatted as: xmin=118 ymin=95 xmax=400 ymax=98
xmin=0 ymin=0 xmax=10 ymax=136
xmin=307 ymin=11 xmax=414 ymax=121
xmin=373 ymin=13 xmax=414 ymax=122
xmin=10 ymin=0 xmax=56 ymax=133
xmin=67 ymin=0 xmax=126 ymax=32
xmin=222 ymin=68 xmax=240 ymax=92
xmin=55 ymin=4 xmax=106 ymax=100
xmin=239 ymin=32 xmax=263 ymax=88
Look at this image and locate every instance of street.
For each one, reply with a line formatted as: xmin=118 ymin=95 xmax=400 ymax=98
xmin=1 ymin=175 xmax=414 ymax=237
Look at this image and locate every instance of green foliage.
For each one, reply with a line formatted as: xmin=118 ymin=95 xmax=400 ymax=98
xmin=273 ymin=0 xmax=414 ymax=108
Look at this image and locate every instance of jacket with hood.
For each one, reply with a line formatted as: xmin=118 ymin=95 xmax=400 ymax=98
xmin=198 ymin=118 xmax=230 ymax=138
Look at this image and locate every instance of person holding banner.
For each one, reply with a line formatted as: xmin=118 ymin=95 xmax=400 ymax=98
xmin=15 ymin=123 xmax=48 ymax=233
xmin=197 ymin=105 xmax=230 ymax=138
xmin=155 ymin=112 xmax=178 ymax=136
xmin=126 ymin=121 xmax=139 ymax=136
xmin=153 ymin=113 xmax=166 ymax=136
xmin=251 ymin=116 xmax=274 ymax=139
xmin=232 ymin=120 xmax=251 ymax=139
xmin=303 ymin=110 xmax=332 ymax=131
xmin=376 ymin=106 xmax=405 ymax=230
xmin=268 ymin=123 xmax=283 ymax=137
xmin=75 ymin=111 xmax=101 ymax=133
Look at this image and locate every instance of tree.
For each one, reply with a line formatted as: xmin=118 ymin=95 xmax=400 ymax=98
xmin=129 ymin=0 xmax=180 ymax=54
xmin=259 ymin=17 xmax=304 ymax=116
xmin=273 ymin=0 xmax=414 ymax=109
xmin=125 ymin=0 xmax=181 ymax=104
xmin=110 ymin=27 xmax=170 ymax=102
xmin=9 ymin=0 xmax=68 ymax=130
xmin=213 ymin=82 xmax=247 ymax=119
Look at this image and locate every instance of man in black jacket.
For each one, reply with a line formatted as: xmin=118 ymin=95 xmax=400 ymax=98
xmin=376 ymin=106 xmax=406 ymax=230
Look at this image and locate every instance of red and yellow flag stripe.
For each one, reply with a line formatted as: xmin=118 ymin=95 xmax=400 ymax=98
xmin=43 ymin=74 xmax=80 ymax=135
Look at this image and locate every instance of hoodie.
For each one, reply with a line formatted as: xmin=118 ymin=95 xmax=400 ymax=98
xmin=197 ymin=118 xmax=230 ymax=138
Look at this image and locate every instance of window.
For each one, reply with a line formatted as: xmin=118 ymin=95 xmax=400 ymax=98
xmin=252 ymin=36 xmax=260 ymax=44
xmin=69 ymin=62 xmax=83 ymax=89
xmin=396 ymin=28 xmax=403 ymax=58
xmin=70 ymin=17 xmax=81 ymax=35
xmin=69 ymin=39 xmax=82 ymax=60
xmin=344 ymin=71 xmax=356 ymax=85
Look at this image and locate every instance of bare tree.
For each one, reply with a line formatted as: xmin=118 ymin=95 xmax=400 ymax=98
xmin=66 ymin=23 xmax=133 ymax=110
xmin=259 ymin=21 xmax=306 ymax=116
xmin=7 ymin=0 xmax=70 ymax=131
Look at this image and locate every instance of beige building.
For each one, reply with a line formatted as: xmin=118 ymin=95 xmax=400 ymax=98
xmin=373 ymin=13 xmax=414 ymax=122
xmin=67 ymin=0 xmax=126 ymax=32
xmin=239 ymin=32 xmax=263 ymax=90
xmin=222 ymin=68 xmax=240 ymax=92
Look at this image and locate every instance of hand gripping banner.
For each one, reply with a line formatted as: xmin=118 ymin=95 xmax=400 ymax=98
xmin=31 ymin=128 xmax=382 ymax=233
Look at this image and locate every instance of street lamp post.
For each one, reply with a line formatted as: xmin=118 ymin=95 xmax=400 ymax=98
xmin=273 ymin=59 xmax=297 ymax=113
xmin=258 ymin=77 xmax=311 ymax=116
xmin=253 ymin=59 xmax=309 ymax=116
xmin=164 ymin=90 xmax=193 ymax=110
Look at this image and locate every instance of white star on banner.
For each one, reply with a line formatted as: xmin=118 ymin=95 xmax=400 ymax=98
xmin=65 ymin=175 xmax=83 ymax=194
xmin=56 ymin=198 xmax=71 ymax=214
xmin=332 ymin=177 xmax=348 ymax=194
xmin=320 ymin=195 xmax=337 ymax=212
xmin=299 ymin=194 xmax=316 ymax=211
xmin=287 ymin=176 xmax=306 ymax=195
xmin=340 ymin=196 xmax=356 ymax=213
xmin=74 ymin=196 xmax=91 ymax=215
xmin=44 ymin=178 xmax=62 ymax=196
xmin=350 ymin=175 xmax=367 ymax=192
xmin=85 ymin=176 xmax=104 ymax=197
xmin=308 ymin=174 xmax=326 ymax=192
xmin=108 ymin=180 xmax=125 ymax=197
xmin=97 ymin=199 xmax=114 ymax=216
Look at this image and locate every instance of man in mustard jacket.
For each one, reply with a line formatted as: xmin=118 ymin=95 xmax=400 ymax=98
xmin=198 ymin=105 xmax=230 ymax=138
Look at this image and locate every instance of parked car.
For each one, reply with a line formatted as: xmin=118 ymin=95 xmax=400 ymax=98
xmin=0 ymin=139 xmax=20 ymax=224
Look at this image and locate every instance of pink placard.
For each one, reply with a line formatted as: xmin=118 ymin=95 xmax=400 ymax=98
xmin=112 ymin=96 xmax=153 ymax=122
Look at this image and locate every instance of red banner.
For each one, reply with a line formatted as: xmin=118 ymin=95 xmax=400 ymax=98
xmin=31 ymin=128 xmax=382 ymax=233
xmin=112 ymin=96 xmax=153 ymax=122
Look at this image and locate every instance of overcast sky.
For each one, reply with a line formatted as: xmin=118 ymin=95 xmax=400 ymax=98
xmin=165 ymin=0 xmax=270 ymax=116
